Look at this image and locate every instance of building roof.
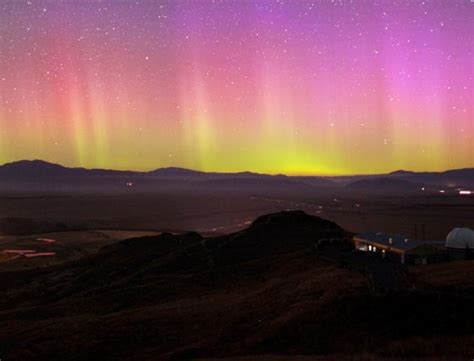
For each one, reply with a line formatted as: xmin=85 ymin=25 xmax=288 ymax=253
xmin=355 ymin=232 xmax=445 ymax=252
xmin=446 ymin=228 xmax=474 ymax=249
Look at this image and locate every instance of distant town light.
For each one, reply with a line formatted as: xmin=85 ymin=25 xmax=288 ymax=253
xmin=3 ymin=249 xmax=36 ymax=255
xmin=126 ymin=182 xmax=133 ymax=187
xmin=459 ymin=190 xmax=472 ymax=195
xmin=439 ymin=190 xmax=445 ymax=193
xmin=37 ymin=238 xmax=56 ymax=243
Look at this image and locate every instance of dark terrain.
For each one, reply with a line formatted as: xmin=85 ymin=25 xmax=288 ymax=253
xmin=0 ymin=211 xmax=473 ymax=361
xmin=1 ymin=161 xmax=473 ymax=360
xmin=1 ymin=160 xmax=473 ymax=242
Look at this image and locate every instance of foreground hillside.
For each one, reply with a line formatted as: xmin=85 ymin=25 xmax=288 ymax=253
xmin=0 ymin=211 xmax=473 ymax=361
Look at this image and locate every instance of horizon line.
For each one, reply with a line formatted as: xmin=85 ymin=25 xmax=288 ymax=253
xmin=1 ymin=158 xmax=473 ymax=178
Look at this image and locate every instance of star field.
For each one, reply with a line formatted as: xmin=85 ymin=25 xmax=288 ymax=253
xmin=0 ymin=0 xmax=473 ymax=174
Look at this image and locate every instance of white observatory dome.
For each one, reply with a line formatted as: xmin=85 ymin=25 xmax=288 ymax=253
xmin=446 ymin=227 xmax=474 ymax=249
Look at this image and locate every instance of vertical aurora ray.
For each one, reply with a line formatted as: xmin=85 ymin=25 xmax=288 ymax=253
xmin=0 ymin=1 xmax=472 ymax=174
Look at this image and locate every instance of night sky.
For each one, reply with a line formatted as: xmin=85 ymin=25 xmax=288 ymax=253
xmin=1 ymin=0 xmax=473 ymax=175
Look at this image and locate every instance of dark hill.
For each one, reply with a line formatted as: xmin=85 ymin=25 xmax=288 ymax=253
xmin=0 ymin=159 xmax=70 ymax=177
xmin=389 ymin=169 xmax=417 ymax=175
xmin=204 ymin=211 xmax=346 ymax=266
xmin=147 ymin=167 xmax=207 ymax=177
xmin=0 ymin=159 xmax=138 ymax=178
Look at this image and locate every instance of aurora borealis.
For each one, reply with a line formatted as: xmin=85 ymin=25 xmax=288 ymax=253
xmin=0 ymin=1 xmax=473 ymax=175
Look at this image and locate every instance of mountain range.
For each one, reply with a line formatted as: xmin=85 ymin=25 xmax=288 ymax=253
xmin=0 ymin=159 xmax=473 ymax=191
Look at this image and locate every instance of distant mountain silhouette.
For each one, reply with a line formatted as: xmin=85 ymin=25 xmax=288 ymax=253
xmin=386 ymin=168 xmax=474 ymax=187
xmin=0 ymin=159 xmax=70 ymax=177
xmin=1 ymin=160 xmax=472 ymax=190
xmin=389 ymin=169 xmax=417 ymax=175
xmin=0 ymin=159 xmax=138 ymax=178
xmin=147 ymin=166 xmax=207 ymax=177
xmin=0 ymin=160 xmax=280 ymax=179
xmin=346 ymin=177 xmax=421 ymax=192
xmin=340 ymin=169 xmax=474 ymax=188
xmin=0 ymin=160 xmax=337 ymax=192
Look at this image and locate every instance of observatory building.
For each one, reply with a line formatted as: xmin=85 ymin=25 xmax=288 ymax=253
xmin=353 ymin=232 xmax=446 ymax=265
xmin=446 ymin=227 xmax=474 ymax=260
